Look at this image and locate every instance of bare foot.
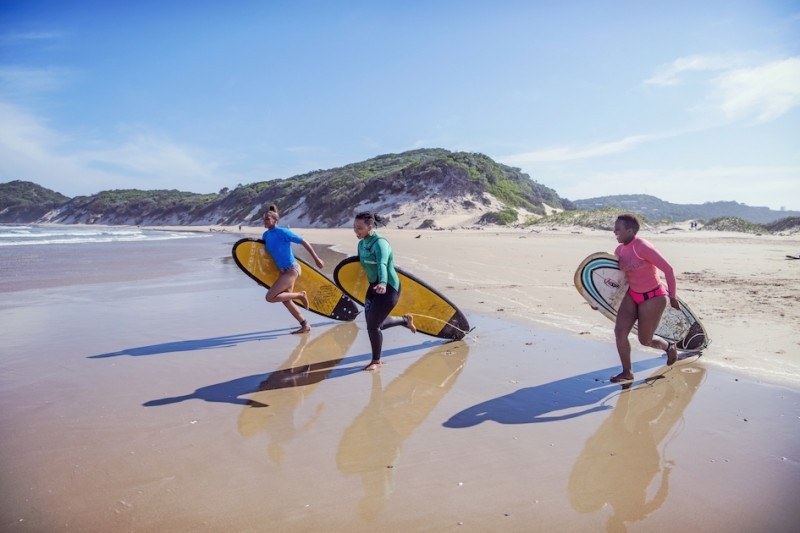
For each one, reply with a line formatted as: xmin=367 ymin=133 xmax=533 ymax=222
xmin=610 ymin=372 xmax=634 ymax=383
xmin=291 ymin=323 xmax=311 ymax=334
xmin=364 ymin=361 xmax=382 ymax=371
xmin=666 ymin=342 xmax=678 ymax=366
xmin=404 ymin=314 xmax=417 ymax=334
xmin=298 ymin=291 xmax=309 ymax=310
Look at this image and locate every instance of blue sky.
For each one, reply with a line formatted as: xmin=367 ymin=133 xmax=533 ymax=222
xmin=1 ymin=0 xmax=798 ymax=210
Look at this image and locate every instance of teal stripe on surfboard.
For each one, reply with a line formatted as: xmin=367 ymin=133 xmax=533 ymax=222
xmin=580 ymin=257 xmax=619 ymax=316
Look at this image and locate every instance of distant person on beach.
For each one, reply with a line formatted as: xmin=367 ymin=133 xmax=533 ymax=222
xmin=262 ymin=204 xmax=325 ymax=334
xmin=352 ymin=211 xmax=416 ymax=371
xmin=610 ymin=213 xmax=679 ymax=382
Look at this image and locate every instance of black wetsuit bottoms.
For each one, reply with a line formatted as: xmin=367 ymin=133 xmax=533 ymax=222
xmin=364 ymin=283 xmax=406 ymax=362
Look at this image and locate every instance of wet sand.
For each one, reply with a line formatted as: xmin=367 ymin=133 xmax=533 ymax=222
xmin=1 ymin=229 xmax=799 ymax=531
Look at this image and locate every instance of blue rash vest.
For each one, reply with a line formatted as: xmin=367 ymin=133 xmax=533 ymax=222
xmin=262 ymin=226 xmax=303 ymax=270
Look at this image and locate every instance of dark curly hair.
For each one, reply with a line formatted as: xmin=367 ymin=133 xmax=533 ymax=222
xmin=616 ymin=213 xmax=640 ymax=234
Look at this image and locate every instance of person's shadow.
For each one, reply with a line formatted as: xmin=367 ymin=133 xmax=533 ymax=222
xmin=142 ymin=325 xmax=440 ymax=408
xmin=442 ymin=358 xmax=664 ymax=427
xmin=88 ymin=324 xmax=336 ymax=359
xmin=568 ymin=365 xmax=706 ymax=532
xmin=336 ymin=342 xmax=470 ymax=522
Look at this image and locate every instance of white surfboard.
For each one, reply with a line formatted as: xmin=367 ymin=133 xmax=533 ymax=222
xmin=574 ymin=252 xmax=709 ymax=350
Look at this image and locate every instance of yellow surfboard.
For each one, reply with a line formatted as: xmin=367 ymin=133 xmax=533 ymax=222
xmin=333 ymin=256 xmax=470 ymax=340
xmin=232 ymin=238 xmax=359 ymax=321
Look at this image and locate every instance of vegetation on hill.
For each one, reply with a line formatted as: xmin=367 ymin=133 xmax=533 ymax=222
xmin=0 ymin=180 xmax=69 ymax=223
xmin=0 ymin=149 xmax=571 ymax=226
xmin=231 ymin=149 xmax=569 ymax=226
xmin=479 ymin=207 xmax=519 ymax=226
xmin=524 ymin=207 xmax=652 ymax=230
xmin=166 ymin=149 xmax=563 ymax=226
xmin=62 ymin=189 xmax=218 ymax=224
xmin=700 ymin=217 xmax=768 ymax=234
xmin=574 ymin=194 xmax=799 ymax=224
xmin=765 ymin=216 xmax=800 ymax=234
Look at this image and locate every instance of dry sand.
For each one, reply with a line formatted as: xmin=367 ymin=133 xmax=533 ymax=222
xmin=1 ymin=226 xmax=799 ymax=532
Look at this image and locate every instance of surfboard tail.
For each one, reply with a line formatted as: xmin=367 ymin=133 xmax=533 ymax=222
xmin=677 ymin=322 xmax=710 ymax=350
xmin=334 ymin=256 xmax=470 ymax=340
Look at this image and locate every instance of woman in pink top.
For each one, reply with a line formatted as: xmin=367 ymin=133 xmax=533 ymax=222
xmin=611 ymin=214 xmax=679 ymax=383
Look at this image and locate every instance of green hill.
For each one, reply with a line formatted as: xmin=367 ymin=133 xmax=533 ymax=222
xmin=225 ymin=149 xmax=569 ymax=226
xmin=0 ymin=180 xmax=70 ymax=223
xmin=524 ymin=207 xmax=652 ymax=231
xmin=700 ymin=217 xmax=768 ymax=234
xmin=573 ymin=194 xmax=799 ymax=224
xmin=25 ymin=148 xmax=569 ymax=226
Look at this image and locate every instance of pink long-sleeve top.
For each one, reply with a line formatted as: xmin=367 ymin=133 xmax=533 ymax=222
xmin=615 ymin=236 xmax=676 ymax=298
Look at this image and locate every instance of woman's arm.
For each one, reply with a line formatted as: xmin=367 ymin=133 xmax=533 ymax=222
xmin=374 ymin=238 xmax=391 ymax=291
xmin=300 ymin=240 xmax=324 ymax=269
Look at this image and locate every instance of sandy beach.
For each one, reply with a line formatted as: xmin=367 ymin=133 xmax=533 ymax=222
xmin=1 ymin=226 xmax=799 ymax=531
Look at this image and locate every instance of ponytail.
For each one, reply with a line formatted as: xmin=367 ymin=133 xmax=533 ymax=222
xmin=355 ymin=211 xmax=387 ymax=227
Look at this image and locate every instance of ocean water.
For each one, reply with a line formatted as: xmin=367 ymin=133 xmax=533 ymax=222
xmin=0 ymin=225 xmax=226 ymax=293
xmin=0 ymin=224 xmax=208 ymax=246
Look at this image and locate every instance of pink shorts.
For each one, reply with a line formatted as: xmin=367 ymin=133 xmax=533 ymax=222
xmin=628 ymin=285 xmax=667 ymax=305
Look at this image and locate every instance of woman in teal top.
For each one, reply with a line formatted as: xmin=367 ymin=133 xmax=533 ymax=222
xmin=353 ymin=211 xmax=416 ymax=371
xmin=263 ymin=204 xmax=325 ymax=334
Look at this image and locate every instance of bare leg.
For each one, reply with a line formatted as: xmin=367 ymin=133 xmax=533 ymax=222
xmin=265 ymin=269 xmax=310 ymax=332
xmin=636 ymin=295 xmax=677 ymax=364
xmin=612 ymin=293 xmax=638 ymax=382
xmin=283 ymin=301 xmax=311 ymax=333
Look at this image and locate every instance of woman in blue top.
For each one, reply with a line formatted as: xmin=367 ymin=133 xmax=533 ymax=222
xmin=263 ymin=204 xmax=325 ymax=334
xmin=353 ymin=211 xmax=416 ymax=371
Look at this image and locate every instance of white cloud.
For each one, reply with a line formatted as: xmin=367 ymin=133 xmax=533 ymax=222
xmin=646 ymin=54 xmax=800 ymax=123
xmin=645 ymin=54 xmax=744 ymax=86
xmin=500 ymin=134 xmax=658 ymax=165
xmin=0 ymin=101 xmax=223 ymax=195
xmin=0 ymin=101 xmax=65 ymax=157
xmin=713 ymin=58 xmax=800 ymax=122
xmin=82 ymin=133 xmax=214 ymax=181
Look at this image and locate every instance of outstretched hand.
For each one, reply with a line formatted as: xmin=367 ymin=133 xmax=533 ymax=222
xmin=669 ymin=297 xmax=680 ymax=310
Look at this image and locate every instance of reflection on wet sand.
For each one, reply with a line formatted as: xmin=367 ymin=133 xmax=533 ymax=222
xmin=238 ymin=322 xmax=359 ymax=463
xmin=336 ymin=342 xmax=470 ymax=522
xmin=569 ymin=364 xmax=706 ymax=533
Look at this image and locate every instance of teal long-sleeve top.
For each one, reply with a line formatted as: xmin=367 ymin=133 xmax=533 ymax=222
xmin=357 ymin=232 xmax=400 ymax=291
